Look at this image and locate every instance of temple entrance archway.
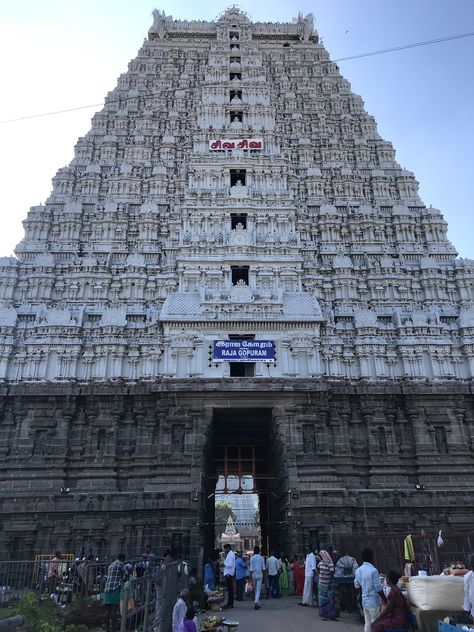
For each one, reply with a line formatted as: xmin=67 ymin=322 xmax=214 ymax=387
xmin=201 ymin=408 xmax=291 ymax=559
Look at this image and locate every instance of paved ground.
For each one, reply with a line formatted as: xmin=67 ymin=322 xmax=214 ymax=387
xmin=201 ymin=595 xmax=363 ymax=632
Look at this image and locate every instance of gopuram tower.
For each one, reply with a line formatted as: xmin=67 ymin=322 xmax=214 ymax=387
xmin=0 ymin=8 xmax=473 ymax=561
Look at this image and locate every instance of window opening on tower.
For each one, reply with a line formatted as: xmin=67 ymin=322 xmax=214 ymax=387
xmin=231 ymin=213 xmax=247 ymax=229
xmin=230 ymin=90 xmax=242 ymax=103
xmin=230 ymin=73 xmax=242 ymax=81
xmin=228 ymin=334 xmax=255 ymax=377
xmin=231 ymin=266 xmax=249 ymax=285
xmin=230 ymin=111 xmax=243 ymax=123
xmin=229 ymin=362 xmax=255 ymax=377
xmin=229 ymin=31 xmax=240 ymax=40
xmin=230 ymin=169 xmax=246 ymax=186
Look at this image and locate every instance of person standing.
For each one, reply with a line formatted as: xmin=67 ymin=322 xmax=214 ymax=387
xmin=318 ymin=550 xmax=337 ymax=621
xmin=235 ymin=551 xmax=247 ymax=601
xmin=463 ymin=553 xmax=474 ymax=623
xmin=204 ymin=557 xmax=216 ymax=591
xmin=287 ymin=555 xmax=295 ymax=596
xmin=354 ymin=548 xmax=387 ymax=632
xmin=249 ymin=545 xmax=266 ymax=610
xmin=300 ymin=547 xmax=316 ymax=606
xmin=266 ymin=551 xmax=281 ymax=598
xmin=48 ymin=551 xmax=62 ymax=597
xmin=293 ymin=554 xmax=305 ymax=597
xmin=279 ymin=553 xmax=289 ymax=597
xmin=222 ymin=544 xmax=236 ymax=609
xmin=103 ymin=553 xmax=126 ymax=632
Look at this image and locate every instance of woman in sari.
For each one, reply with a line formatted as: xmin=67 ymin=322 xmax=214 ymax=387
xmin=318 ymin=550 xmax=337 ymax=621
xmin=203 ymin=558 xmax=216 ymax=591
xmin=279 ymin=553 xmax=289 ymax=597
xmin=371 ymin=570 xmax=409 ymax=632
xmin=177 ymin=607 xmax=198 ymax=632
xmin=293 ymin=554 xmax=305 ymax=597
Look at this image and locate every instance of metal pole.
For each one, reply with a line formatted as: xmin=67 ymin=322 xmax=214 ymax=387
xmin=120 ymin=581 xmax=130 ymax=632
xmin=143 ymin=574 xmax=151 ymax=631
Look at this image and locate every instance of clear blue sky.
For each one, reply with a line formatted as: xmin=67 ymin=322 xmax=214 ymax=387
xmin=0 ymin=0 xmax=473 ymax=257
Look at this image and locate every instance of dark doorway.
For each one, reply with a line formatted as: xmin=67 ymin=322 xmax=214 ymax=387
xmin=229 ymin=362 xmax=255 ymax=377
xmin=202 ymin=408 xmax=290 ymax=561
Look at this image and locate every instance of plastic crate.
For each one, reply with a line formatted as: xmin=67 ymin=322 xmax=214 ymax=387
xmin=437 ymin=622 xmax=467 ymax=632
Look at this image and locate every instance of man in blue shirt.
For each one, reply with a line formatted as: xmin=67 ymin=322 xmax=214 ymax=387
xmin=249 ymin=545 xmax=266 ymax=610
xmin=235 ymin=551 xmax=247 ymax=601
xmin=354 ymin=548 xmax=387 ymax=632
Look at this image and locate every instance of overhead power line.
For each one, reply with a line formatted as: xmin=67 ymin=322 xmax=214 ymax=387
xmin=1 ymin=30 xmax=473 ymax=125
xmin=333 ymin=30 xmax=474 ymax=63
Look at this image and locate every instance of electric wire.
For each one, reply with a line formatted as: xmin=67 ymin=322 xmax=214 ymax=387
xmin=0 ymin=30 xmax=473 ymax=125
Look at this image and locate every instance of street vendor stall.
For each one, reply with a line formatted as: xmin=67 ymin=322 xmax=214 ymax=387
xmin=407 ymin=575 xmax=466 ymax=632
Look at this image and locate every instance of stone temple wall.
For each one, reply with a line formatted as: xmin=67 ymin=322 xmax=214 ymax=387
xmin=0 ymin=380 xmax=473 ymax=560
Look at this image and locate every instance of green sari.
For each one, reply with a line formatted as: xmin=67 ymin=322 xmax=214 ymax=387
xmin=279 ymin=561 xmax=289 ymax=597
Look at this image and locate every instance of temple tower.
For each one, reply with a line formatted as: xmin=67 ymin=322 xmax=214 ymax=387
xmin=0 ymin=8 xmax=473 ymax=562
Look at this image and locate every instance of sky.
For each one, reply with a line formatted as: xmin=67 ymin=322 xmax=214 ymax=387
xmin=0 ymin=0 xmax=473 ymax=257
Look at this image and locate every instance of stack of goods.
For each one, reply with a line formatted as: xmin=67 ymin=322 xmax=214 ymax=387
xmin=408 ymin=576 xmax=466 ymax=632
xmin=408 ymin=575 xmax=465 ymax=611
xmin=206 ymin=589 xmax=224 ymax=612
xmin=201 ymin=615 xmax=225 ymax=630
xmin=399 ymin=575 xmax=410 ymax=591
xmin=442 ymin=562 xmax=469 ymax=577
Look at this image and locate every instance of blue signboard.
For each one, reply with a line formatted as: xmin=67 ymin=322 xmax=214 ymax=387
xmin=213 ymin=340 xmax=275 ymax=362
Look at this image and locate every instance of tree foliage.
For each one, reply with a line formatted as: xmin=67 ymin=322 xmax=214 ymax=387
xmin=215 ymin=500 xmax=236 ymax=529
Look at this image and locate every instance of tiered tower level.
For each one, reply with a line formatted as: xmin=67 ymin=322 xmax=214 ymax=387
xmin=1 ymin=8 xmax=473 ymax=382
xmin=0 ymin=9 xmax=473 ymax=560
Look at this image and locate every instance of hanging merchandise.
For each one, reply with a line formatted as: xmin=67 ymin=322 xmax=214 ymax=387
xmin=404 ymin=534 xmax=415 ymax=562
xmin=437 ymin=530 xmax=444 ymax=548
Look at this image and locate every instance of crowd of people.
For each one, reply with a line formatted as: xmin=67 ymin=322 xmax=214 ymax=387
xmin=43 ymin=542 xmax=474 ymax=632
xmin=172 ymin=543 xmax=450 ymax=632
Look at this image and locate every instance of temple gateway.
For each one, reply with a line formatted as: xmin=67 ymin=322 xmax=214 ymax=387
xmin=0 ymin=8 xmax=473 ymax=562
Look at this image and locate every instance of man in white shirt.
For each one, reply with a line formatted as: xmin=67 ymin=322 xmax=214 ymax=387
xmin=265 ymin=551 xmax=282 ymax=598
xmin=463 ymin=553 xmax=474 ymax=622
xmin=300 ymin=546 xmax=316 ymax=606
xmin=222 ymin=543 xmax=236 ymax=609
xmin=249 ymin=545 xmax=266 ymax=610
xmin=172 ymin=589 xmax=190 ymax=632
xmin=354 ymin=548 xmax=387 ymax=632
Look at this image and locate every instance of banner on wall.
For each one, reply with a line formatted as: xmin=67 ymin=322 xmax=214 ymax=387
xmin=212 ymin=339 xmax=275 ymax=362
xmin=209 ymin=138 xmax=263 ymax=150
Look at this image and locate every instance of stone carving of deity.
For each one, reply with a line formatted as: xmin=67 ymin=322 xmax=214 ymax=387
xmin=230 ymin=223 xmax=250 ymax=246
xmin=149 ymin=9 xmax=169 ymax=39
xmin=229 ymin=279 xmax=253 ymax=303
xmin=297 ymin=12 xmax=315 ymax=41
xmin=302 ymin=425 xmax=316 ymax=453
xmin=171 ymin=424 xmax=185 ymax=452
xmin=230 ymin=116 xmax=243 ymax=129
